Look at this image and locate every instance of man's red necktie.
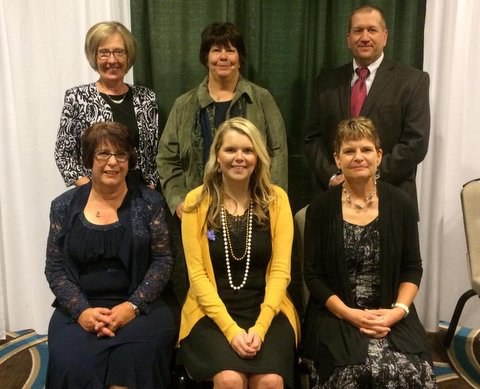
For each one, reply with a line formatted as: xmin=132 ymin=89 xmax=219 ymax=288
xmin=350 ymin=67 xmax=370 ymax=117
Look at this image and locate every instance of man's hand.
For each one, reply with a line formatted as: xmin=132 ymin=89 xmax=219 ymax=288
xmin=329 ymin=172 xmax=344 ymax=187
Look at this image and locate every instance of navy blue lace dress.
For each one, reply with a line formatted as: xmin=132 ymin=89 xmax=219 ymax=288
xmin=45 ymin=185 xmax=178 ymax=389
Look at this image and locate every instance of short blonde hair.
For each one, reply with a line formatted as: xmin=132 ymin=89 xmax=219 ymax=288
xmin=334 ymin=117 xmax=381 ymax=154
xmin=84 ymin=21 xmax=137 ymax=71
xmin=186 ymin=117 xmax=274 ymax=229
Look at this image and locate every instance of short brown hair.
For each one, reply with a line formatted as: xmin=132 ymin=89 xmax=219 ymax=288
xmin=334 ymin=117 xmax=381 ymax=154
xmin=84 ymin=21 xmax=137 ymax=71
xmin=348 ymin=5 xmax=387 ymax=32
xmin=199 ymin=22 xmax=247 ymax=67
xmin=81 ymin=122 xmax=137 ymax=169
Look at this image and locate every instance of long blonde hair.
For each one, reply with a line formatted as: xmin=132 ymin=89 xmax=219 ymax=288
xmin=185 ymin=117 xmax=274 ymax=229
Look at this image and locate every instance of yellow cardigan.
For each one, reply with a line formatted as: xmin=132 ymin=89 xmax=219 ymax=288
xmin=179 ymin=185 xmax=300 ymax=345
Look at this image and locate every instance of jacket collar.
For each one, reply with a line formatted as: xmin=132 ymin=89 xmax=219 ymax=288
xmin=197 ymin=75 xmax=254 ymax=108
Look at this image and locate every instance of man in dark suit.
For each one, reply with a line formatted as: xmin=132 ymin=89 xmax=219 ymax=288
xmin=305 ymin=4 xmax=430 ymax=211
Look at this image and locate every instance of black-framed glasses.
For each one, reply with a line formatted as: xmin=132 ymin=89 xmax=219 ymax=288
xmin=94 ymin=150 xmax=129 ymax=162
xmin=96 ymin=49 xmax=127 ymax=60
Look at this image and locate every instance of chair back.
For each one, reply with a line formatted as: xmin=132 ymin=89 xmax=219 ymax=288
xmin=461 ymin=178 xmax=480 ymax=294
xmin=294 ymin=206 xmax=310 ymax=305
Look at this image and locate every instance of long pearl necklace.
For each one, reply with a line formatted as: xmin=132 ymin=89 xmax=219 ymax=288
xmin=343 ymin=182 xmax=376 ymax=209
xmin=221 ymin=200 xmax=253 ymax=290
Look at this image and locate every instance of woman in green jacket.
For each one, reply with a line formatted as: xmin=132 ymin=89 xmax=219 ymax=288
xmin=157 ymin=22 xmax=288 ymax=303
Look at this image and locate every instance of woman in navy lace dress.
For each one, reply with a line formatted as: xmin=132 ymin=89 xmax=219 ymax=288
xmin=302 ymin=117 xmax=436 ymax=388
xmin=45 ymin=122 xmax=177 ymax=389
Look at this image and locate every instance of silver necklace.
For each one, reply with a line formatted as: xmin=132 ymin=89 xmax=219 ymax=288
xmin=221 ymin=201 xmax=253 ymax=290
xmin=106 ymin=92 xmax=126 ymax=104
xmin=343 ymin=182 xmax=376 ymax=209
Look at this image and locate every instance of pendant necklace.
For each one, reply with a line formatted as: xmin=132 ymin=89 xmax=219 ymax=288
xmin=343 ymin=182 xmax=376 ymax=209
xmin=221 ymin=200 xmax=253 ymax=290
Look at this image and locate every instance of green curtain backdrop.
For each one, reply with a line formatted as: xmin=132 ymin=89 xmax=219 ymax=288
xmin=131 ymin=0 xmax=426 ymax=212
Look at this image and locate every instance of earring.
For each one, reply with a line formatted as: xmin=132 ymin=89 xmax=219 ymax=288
xmin=375 ymin=169 xmax=381 ymax=180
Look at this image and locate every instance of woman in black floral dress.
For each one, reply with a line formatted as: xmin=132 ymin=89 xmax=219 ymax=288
xmin=302 ymin=117 xmax=436 ymax=388
xmin=45 ymin=122 xmax=177 ymax=389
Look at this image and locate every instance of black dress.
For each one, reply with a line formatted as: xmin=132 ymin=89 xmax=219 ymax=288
xmin=309 ymin=219 xmax=436 ymax=388
xmin=179 ymin=211 xmax=295 ymax=387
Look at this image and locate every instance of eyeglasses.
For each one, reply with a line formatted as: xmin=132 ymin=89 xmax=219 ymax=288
xmin=96 ymin=49 xmax=127 ymax=60
xmin=94 ymin=150 xmax=129 ymax=162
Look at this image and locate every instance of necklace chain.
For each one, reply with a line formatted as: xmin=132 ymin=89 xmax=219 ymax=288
xmin=98 ymin=82 xmax=128 ymax=104
xmin=221 ymin=200 xmax=253 ymax=290
xmin=343 ymin=182 xmax=376 ymax=209
xmin=106 ymin=92 xmax=126 ymax=104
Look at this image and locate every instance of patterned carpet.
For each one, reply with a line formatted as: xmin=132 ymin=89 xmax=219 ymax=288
xmin=0 ymin=324 xmax=479 ymax=388
xmin=0 ymin=330 xmax=47 ymax=389
xmin=430 ymin=322 xmax=479 ymax=388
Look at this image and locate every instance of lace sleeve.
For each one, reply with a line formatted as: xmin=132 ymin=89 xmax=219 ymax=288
xmin=45 ymin=199 xmax=90 ymax=320
xmin=129 ymin=198 xmax=173 ymax=313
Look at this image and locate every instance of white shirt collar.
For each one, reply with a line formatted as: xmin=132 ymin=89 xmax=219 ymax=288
xmin=353 ymin=52 xmax=384 ymax=78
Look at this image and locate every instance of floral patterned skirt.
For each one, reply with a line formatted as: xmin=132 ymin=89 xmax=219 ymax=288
xmin=308 ymin=337 xmax=437 ymax=388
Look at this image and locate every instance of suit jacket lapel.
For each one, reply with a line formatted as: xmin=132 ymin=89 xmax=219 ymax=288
xmin=339 ymin=64 xmax=353 ymax=118
xmin=361 ymin=59 xmax=394 ymax=116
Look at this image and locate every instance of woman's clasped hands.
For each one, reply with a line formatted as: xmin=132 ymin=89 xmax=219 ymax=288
xmin=77 ymin=302 xmax=137 ymax=337
xmin=346 ymin=307 xmax=405 ymax=338
xmin=230 ymin=329 xmax=262 ymax=359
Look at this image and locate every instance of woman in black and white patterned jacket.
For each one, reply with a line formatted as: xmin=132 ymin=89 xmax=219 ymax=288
xmin=55 ymin=21 xmax=159 ymax=189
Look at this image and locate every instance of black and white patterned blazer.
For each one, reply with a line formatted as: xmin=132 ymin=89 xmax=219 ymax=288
xmin=55 ymin=82 xmax=159 ymax=187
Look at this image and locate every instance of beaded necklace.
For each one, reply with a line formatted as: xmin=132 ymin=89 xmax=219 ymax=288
xmin=343 ymin=182 xmax=376 ymax=209
xmin=220 ymin=200 xmax=253 ymax=290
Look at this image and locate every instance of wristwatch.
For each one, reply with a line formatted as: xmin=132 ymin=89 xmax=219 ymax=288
xmin=392 ymin=302 xmax=409 ymax=318
xmin=128 ymin=302 xmax=141 ymax=316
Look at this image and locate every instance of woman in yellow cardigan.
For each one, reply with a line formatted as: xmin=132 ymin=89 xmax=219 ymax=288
xmin=178 ymin=117 xmax=299 ymax=388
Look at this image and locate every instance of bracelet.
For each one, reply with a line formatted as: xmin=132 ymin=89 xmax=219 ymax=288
xmin=391 ymin=302 xmax=409 ymax=318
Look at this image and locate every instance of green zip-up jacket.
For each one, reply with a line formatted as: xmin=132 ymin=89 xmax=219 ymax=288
xmin=157 ymin=76 xmax=288 ymax=214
